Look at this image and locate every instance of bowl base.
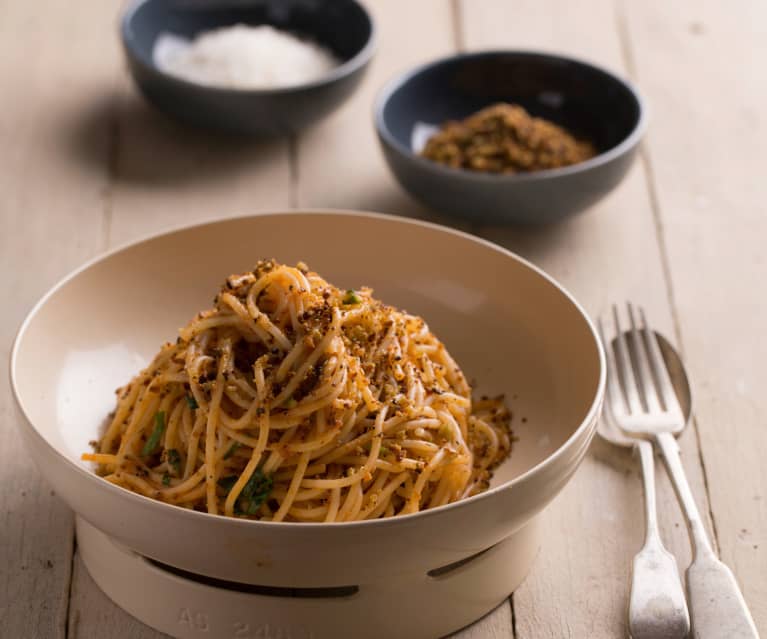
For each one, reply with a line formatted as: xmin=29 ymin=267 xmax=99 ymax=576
xmin=77 ymin=514 xmax=541 ymax=639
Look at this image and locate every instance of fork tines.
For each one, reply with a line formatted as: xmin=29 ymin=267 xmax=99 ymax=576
xmin=599 ymin=304 xmax=683 ymax=424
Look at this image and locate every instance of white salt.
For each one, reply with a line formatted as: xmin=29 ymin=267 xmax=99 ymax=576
xmin=153 ymin=24 xmax=339 ymax=90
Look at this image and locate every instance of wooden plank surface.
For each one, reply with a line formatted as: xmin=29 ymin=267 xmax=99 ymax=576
xmin=0 ymin=1 xmax=116 ymax=637
xmin=624 ymin=0 xmax=767 ymax=630
xmin=106 ymin=86 xmax=291 ymax=244
xmin=458 ymin=0 xmax=714 ymax=636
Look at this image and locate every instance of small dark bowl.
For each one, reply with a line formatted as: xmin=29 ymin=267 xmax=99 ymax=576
xmin=122 ymin=0 xmax=376 ymax=136
xmin=375 ymin=51 xmax=645 ymax=224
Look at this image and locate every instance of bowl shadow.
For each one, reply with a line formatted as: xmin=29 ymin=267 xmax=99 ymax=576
xmin=475 ymin=219 xmax=573 ymax=257
xmin=61 ymin=89 xmax=289 ymax=187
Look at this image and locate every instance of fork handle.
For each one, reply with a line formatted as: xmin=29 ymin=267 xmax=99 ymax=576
xmin=629 ymin=439 xmax=689 ymax=639
xmin=656 ymin=432 xmax=759 ymax=638
xmin=687 ymin=553 xmax=760 ymax=639
xmin=655 ymin=431 xmax=713 ymax=558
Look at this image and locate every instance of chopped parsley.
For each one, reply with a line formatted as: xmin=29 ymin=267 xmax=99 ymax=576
xmin=283 ymin=397 xmax=298 ymax=409
xmin=166 ymin=448 xmax=181 ymax=473
xmin=217 ymin=469 xmax=273 ymax=515
xmin=239 ymin=469 xmax=274 ymax=514
xmin=185 ymin=394 xmax=199 ymax=409
xmin=223 ymin=441 xmax=241 ymax=460
xmin=217 ymin=475 xmax=238 ymax=493
xmin=342 ymin=289 xmax=362 ymax=305
xmin=141 ymin=411 xmax=165 ymax=457
xmin=162 ymin=473 xmax=171 ymax=486
xmin=365 ymin=442 xmax=389 ymax=456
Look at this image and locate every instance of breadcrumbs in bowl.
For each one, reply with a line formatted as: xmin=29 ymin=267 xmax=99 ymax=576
xmin=421 ymin=103 xmax=596 ymax=174
xmin=375 ymin=51 xmax=645 ymax=224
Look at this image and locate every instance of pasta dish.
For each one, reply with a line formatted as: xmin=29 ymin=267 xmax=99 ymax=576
xmin=83 ymin=260 xmax=512 ymax=522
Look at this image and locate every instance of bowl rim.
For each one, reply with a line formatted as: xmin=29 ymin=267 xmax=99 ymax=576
xmin=373 ymin=49 xmax=647 ymax=183
xmin=120 ymin=0 xmax=378 ymax=96
xmin=10 ymin=209 xmax=606 ymax=531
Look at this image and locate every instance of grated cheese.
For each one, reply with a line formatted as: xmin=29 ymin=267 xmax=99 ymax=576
xmin=154 ymin=24 xmax=339 ymax=90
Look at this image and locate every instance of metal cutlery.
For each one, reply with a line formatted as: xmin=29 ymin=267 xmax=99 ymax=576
xmin=598 ymin=318 xmax=689 ymax=639
xmin=601 ymin=303 xmax=759 ymax=639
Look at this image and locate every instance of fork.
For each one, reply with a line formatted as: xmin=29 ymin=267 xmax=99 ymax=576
xmin=603 ymin=303 xmax=759 ymax=639
xmin=599 ymin=317 xmax=689 ymax=639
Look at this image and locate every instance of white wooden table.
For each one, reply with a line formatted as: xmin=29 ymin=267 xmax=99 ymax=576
xmin=2 ymin=1 xmax=765 ymax=637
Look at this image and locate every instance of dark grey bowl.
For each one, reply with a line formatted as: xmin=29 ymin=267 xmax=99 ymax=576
xmin=374 ymin=51 xmax=645 ymax=224
xmin=122 ymin=0 xmax=376 ymax=136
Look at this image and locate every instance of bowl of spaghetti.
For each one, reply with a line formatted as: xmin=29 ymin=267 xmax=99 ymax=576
xmin=11 ymin=211 xmax=604 ymax=639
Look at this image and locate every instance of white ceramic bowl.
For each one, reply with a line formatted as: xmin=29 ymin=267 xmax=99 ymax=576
xmin=11 ymin=211 xmax=604 ymax=638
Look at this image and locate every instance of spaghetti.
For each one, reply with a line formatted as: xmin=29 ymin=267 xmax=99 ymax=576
xmin=84 ymin=260 xmax=513 ymax=522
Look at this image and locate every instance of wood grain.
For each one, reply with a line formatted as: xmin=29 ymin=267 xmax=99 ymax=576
xmin=0 ymin=1 xmax=116 ymax=637
xmin=453 ymin=600 xmax=514 ymax=639
xmin=458 ymin=0 xmax=714 ymax=636
xmin=623 ymin=0 xmax=767 ymax=631
xmin=106 ymin=85 xmax=291 ymax=245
